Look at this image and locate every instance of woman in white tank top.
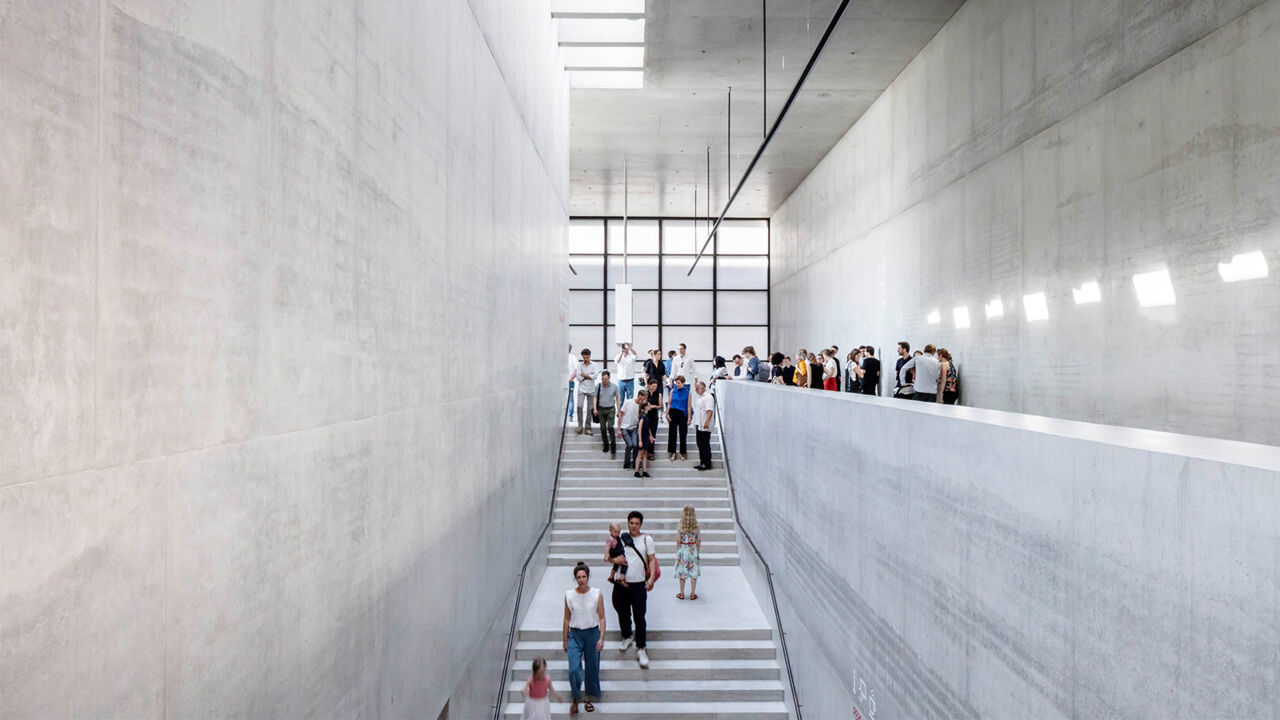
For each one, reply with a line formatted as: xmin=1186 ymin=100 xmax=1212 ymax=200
xmin=563 ymin=562 xmax=605 ymax=712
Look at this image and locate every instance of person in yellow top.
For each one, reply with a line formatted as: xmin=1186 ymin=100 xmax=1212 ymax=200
xmin=794 ymin=347 xmax=809 ymax=387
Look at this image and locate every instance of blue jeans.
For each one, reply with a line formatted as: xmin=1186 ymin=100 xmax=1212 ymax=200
xmin=567 ymin=626 xmax=602 ymax=701
xmin=568 ymin=382 xmax=575 ymax=419
xmin=621 ymin=427 xmax=638 ymax=465
xmin=618 ymin=378 xmax=635 ymax=403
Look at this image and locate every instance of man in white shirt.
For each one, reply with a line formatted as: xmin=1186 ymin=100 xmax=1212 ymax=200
xmin=615 ymin=343 xmax=638 ymax=404
xmin=692 ymin=381 xmax=716 ymax=471
xmin=574 ymin=349 xmax=600 ymax=434
xmin=567 ymin=344 xmax=578 ymax=421
xmin=617 ymin=389 xmax=644 ymax=469
xmin=612 ymin=511 xmax=657 ymax=668
xmin=673 ymin=343 xmax=697 ymax=386
xmin=898 ymin=344 xmax=942 ymax=403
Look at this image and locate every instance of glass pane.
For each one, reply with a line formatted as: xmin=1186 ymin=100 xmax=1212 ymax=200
xmin=569 ymin=290 xmax=604 ymax=325
xmin=718 ymin=220 xmax=769 ymax=254
xmin=715 ymin=327 xmax=769 ymax=363
xmin=717 ymin=256 xmax=768 ymax=289
xmin=663 ymin=220 xmax=706 ymax=255
xmin=661 ymin=326 xmax=714 ymax=365
xmin=607 ymin=325 xmax=660 ymax=359
xmin=662 ymin=256 xmax=713 ymax=289
xmin=717 ymin=291 xmax=768 ymax=325
xmin=607 ymin=255 xmax=659 ymax=289
xmin=570 ymin=255 xmax=604 ymax=289
xmin=569 ymin=220 xmax=605 ymax=254
xmin=607 ymin=219 xmax=659 ymax=254
xmin=569 ymin=326 xmax=605 ymax=361
xmin=661 ymin=291 xmax=713 ymax=325
xmin=608 ymin=290 xmax=658 ymax=325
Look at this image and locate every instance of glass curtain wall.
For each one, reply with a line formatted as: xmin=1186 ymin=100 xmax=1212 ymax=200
xmin=568 ymin=218 xmax=769 ymax=371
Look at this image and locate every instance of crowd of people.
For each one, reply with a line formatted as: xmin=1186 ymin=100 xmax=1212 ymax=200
xmin=568 ymin=340 xmax=961 ymax=452
xmin=568 ymin=344 xmax=719 ymax=475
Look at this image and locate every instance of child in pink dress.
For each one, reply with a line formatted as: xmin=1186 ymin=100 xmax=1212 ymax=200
xmin=521 ymin=658 xmax=561 ymax=720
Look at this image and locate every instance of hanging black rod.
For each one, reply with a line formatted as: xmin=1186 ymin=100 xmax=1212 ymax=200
xmin=688 ymin=0 xmax=851 ymax=275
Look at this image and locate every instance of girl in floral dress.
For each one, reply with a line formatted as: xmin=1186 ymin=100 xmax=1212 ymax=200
xmin=675 ymin=505 xmax=701 ymax=600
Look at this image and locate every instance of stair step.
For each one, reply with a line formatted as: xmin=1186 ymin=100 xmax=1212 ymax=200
xmin=553 ymin=511 xmax=731 ymax=522
xmin=537 ymin=658 xmax=781 ymax=681
xmin=516 ymin=639 xmax=775 ymax=661
xmin=557 ymin=498 xmax=730 ymax=509
xmin=506 ymin=679 xmax=784 ymax=703
xmin=563 ymin=437 xmax=720 ymax=445
xmin=559 ymin=478 xmax=727 ymax=488
xmin=553 ymin=518 xmax=735 ymax=530
xmin=550 ymin=540 xmax=737 ymax=551
xmin=501 ymin=701 xmax=788 ymax=719
xmin=559 ymin=485 xmax=726 ymax=494
xmin=550 ymin=529 xmax=736 ymax=542
xmin=559 ymin=469 xmax=723 ymax=478
xmin=547 ymin=553 xmax=738 ymax=566
xmin=518 ymin=628 xmax=771 ymax=642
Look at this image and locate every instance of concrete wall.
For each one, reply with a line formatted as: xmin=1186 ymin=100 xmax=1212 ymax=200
xmin=717 ymin=381 xmax=1280 ymax=720
xmin=770 ymin=0 xmax=1280 ymax=445
xmin=1 ymin=1 xmax=568 ymax=717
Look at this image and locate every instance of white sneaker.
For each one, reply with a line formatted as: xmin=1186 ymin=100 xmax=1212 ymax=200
xmin=619 ymin=636 xmax=634 ymax=651
xmin=636 ymin=648 xmax=649 ymax=668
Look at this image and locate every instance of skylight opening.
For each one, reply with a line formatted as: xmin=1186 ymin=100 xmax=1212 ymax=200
xmin=569 ymin=70 xmax=644 ymax=89
xmin=562 ymin=46 xmax=645 ymax=69
xmin=558 ymin=18 xmax=646 ymax=45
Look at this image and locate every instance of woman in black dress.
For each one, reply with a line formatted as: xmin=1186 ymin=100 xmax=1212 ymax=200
xmin=635 ymin=396 xmax=657 ymax=478
xmin=808 ymin=352 xmax=825 ymax=389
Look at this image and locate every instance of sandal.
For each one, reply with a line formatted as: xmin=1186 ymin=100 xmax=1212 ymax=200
xmin=676 ymin=593 xmax=684 ymax=599
xmin=584 ymin=701 xmax=595 ymax=712
xmin=570 ymin=700 xmax=579 ymax=715
xmin=690 ymin=593 xmax=698 ymax=600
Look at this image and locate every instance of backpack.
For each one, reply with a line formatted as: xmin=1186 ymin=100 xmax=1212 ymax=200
xmin=620 ymin=532 xmax=660 ymax=584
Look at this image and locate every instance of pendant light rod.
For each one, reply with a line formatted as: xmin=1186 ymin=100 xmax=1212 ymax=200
xmin=688 ymin=0 xmax=851 ymax=275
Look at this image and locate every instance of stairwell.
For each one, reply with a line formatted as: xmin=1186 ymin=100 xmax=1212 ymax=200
xmin=501 ymin=419 xmax=790 ymax=719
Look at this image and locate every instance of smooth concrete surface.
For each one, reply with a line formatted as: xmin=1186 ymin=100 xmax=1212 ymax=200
xmin=733 ymin=486 xmax=859 ymax=720
xmin=718 ymin=380 xmax=1280 ymax=719
xmin=1 ymin=1 xmax=567 ymax=717
xmin=770 ymin=0 xmax=1280 ymax=445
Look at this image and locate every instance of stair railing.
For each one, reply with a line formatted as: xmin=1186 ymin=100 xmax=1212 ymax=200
xmin=491 ymin=388 xmax=572 ymax=720
xmin=711 ymin=387 xmax=804 ymax=720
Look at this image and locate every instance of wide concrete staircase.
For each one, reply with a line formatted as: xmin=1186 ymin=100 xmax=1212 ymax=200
xmin=501 ymin=420 xmax=789 ymax=719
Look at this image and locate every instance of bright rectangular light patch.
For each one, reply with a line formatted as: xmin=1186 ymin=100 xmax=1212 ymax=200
xmin=563 ymin=45 xmax=645 ymax=69
xmin=615 ymin=283 xmax=633 ymax=343
xmin=985 ymin=297 xmax=1004 ymax=319
xmin=552 ymin=0 xmax=645 ymax=14
xmin=1023 ymin=292 xmax=1049 ymax=322
xmin=558 ymin=18 xmax=645 ymax=44
xmin=569 ymin=70 xmax=643 ymax=89
xmin=926 ymin=309 xmax=941 ymax=325
xmin=1218 ymin=251 xmax=1269 ymax=282
xmin=1133 ymin=268 xmax=1176 ymax=307
xmin=1072 ymin=280 xmax=1101 ymax=305
xmin=953 ymin=306 xmax=971 ymax=329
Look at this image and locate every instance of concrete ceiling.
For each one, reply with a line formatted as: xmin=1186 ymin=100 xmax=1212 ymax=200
xmin=568 ymin=0 xmax=965 ymax=218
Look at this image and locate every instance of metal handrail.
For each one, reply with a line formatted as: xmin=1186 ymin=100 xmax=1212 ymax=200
xmin=491 ymin=388 xmax=573 ymax=719
xmin=711 ymin=387 xmax=804 ymax=719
